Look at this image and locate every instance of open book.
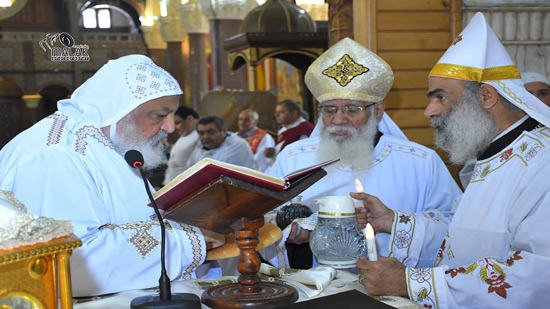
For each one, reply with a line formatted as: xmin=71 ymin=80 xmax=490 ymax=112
xmin=152 ymin=157 xmax=339 ymax=211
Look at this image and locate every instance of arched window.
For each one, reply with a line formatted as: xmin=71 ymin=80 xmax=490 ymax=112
xmin=82 ymin=7 xmax=112 ymax=29
xmin=80 ymin=2 xmax=140 ymax=33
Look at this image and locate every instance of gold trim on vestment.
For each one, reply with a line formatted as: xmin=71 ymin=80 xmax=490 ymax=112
xmin=429 ymin=63 xmax=520 ymax=82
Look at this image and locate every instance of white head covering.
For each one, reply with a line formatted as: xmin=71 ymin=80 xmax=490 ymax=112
xmin=305 ymin=37 xmax=407 ymax=140
xmin=521 ymin=72 xmax=550 ymax=87
xmin=58 ymin=54 xmax=182 ymax=128
xmin=429 ymin=12 xmax=550 ymax=127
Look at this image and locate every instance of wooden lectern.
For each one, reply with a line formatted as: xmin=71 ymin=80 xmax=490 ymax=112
xmin=162 ymin=169 xmax=327 ymax=308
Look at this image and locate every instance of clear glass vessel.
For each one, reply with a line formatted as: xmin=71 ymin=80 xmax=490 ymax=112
xmin=309 ymin=196 xmax=366 ymax=268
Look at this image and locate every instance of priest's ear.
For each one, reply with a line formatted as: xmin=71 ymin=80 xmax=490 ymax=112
xmin=374 ymin=101 xmax=386 ymax=121
xmin=480 ymin=84 xmax=499 ymax=110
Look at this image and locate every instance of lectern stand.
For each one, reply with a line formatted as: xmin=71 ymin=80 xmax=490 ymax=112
xmin=162 ymin=169 xmax=327 ymax=308
xmin=202 ymin=217 xmax=297 ymax=308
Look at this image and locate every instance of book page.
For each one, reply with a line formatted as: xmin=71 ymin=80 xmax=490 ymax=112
xmin=154 ymin=158 xmax=286 ymax=198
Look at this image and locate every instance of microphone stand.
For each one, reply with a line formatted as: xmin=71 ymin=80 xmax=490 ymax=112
xmin=130 ymin=165 xmax=201 ymax=309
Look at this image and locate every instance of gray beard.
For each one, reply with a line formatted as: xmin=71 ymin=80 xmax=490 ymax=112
xmin=431 ymin=88 xmax=500 ymax=165
xmin=317 ymin=111 xmax=378 ymax=169
xmin=111 ymin=116 xmax=167 ymax=170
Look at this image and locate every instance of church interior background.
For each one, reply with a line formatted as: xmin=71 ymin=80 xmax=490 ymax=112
xmin=1 ymin=0 xmax=549 ymax=182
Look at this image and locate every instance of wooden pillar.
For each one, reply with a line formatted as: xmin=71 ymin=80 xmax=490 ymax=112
xmin=353 ymin=0 xmax=376 ymax=52
xmin=148 ymin=49 xmax=166 ymax=68
xmin=247 ymin=64 xmax=256 ymax=91
xmin=264 ymin=58 xmax=276 ymax=90
xmin=188 ymin=33 xmax=208 ymax=111
xmin=166 ymin=42 xmax=185 ymax=94
xmin=327 ymin=0 xmax=354 ymax=46
xmin=209 ymin=19 xmax=248 ymax=90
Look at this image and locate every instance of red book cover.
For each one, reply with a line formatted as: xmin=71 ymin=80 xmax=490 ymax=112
xmin=151 ymin=158 xmax=339 ymax=211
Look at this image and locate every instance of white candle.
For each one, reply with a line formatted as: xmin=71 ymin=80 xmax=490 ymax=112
xmin=365 ymin=223 xmax=378 ymax=261
xmin=354 ymin=178 xmax=364 ymax=208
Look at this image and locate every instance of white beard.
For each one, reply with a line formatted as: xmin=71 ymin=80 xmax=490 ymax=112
xmin=111 ymin=115 xmax=167 ymax=170
xmin=317 ymin=111 xmax=379 ymax=170
xmin=431 ymin=87 xmax=500 ymax=165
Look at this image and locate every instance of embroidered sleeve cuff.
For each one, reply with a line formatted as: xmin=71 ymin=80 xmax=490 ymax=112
xmin=179 ymin=223 xmax=206 ymax=279
xmin=407 ymin=266 xmax=448 ymax=309
xmin=388 ymin=210 xmax=417 ymax=264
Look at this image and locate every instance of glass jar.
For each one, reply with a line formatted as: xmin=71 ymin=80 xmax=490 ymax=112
xmin=309 ymin=196 xmax=365 ymax=268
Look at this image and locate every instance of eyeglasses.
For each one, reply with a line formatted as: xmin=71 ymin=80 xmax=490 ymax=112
xmin=319 ymin=102 xmax=376 ymax=117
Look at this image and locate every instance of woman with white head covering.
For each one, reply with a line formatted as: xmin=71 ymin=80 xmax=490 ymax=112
xmin=0 ymin=55 xmax=220 ymax=296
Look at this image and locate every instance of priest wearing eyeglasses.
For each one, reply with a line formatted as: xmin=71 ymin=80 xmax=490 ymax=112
xmin=261 ymin=37 xmax=461 ymax=270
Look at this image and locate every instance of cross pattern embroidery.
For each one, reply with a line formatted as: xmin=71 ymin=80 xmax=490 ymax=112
xmin=322 ymin=54 xmax=369 ymax=87
xmin=136 ymin=73 xmax=147 ymax=82
xmin=135 ymin=85 xmax=146 ymax=95
xmin=125 ymin=63 xmax=179 ymax=99
xmin=150 ymin=81 xmax=160 ymax=90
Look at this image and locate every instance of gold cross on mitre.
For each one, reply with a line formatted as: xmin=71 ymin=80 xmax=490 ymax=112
xmin=322 ymin=54 xmax=369 ymax=87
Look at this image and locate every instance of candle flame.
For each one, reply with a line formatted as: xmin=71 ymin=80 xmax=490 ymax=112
xmin=365 ymin=223 xmax=375 ymax=240
xmin=355 ymin=178 xmax=364 ymax=193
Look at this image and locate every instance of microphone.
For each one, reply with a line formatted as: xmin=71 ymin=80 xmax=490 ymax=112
xmin=125 ymin=150 xmax=201 ymax=309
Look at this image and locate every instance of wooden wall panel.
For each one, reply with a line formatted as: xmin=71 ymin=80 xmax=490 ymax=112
xmin=379 ymin=51 xmax=441 ymax=70
xmin=377 ymin=12 xmax=450 ymax=31
xmin=376 ymin=0 xmax=450 ymax=11
xmin=392 ymin=71 xmax=431 ymax=89
xmin=386 ymin=109 xmax=430 ymax=128
xmin=353 ymin=0 xmax=463 ymax=177
xmin=385 ymin=90 xmax=429 ymax=109
xmin=352 ymin=0 xmax=462 ymax=151
xmin=378 ymin=32 xmax=451 ymax=50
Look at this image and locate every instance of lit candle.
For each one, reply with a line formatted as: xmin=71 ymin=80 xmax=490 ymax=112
xmin=364 ymin=223 xmax=378 ymax=261
xmin=354 ymin=178 xmax=364 ymax=208
xmin=355 ymin=178 xmax=364 ymax=193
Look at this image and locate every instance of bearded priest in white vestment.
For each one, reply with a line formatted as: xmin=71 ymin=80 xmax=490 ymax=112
xmin=0 ymin=55 xmax=223 ymax=297
xmin=354 ymin=12 xmax=550 ymax=309
xmin=262 ymin=37 xmax=462 ymax=269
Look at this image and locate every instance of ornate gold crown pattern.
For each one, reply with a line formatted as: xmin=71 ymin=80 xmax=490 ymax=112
xmin=322 ymin=54 xmax=370 ymax=87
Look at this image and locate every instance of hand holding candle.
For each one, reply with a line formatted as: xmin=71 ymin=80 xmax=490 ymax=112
xmin=365 ymin=223 xmax=378 ymax=261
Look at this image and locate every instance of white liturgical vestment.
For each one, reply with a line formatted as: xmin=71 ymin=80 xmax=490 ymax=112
xmin=186 ymin=132 xmax=255 ymax=169
xmin=164 ymin=130 xmax=199 ymax=183
xmin=265 ymin=132 xmax=461 ymax=267
xmin=238 ymin=127 xmax=276 ymax=172
xmin=390 ymin=119 xmax=550 ymax=308
xmin=0 ymin=55 xmax=208 ymax=296
xmin=253 ymin=132 xmax=275 ymax=172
